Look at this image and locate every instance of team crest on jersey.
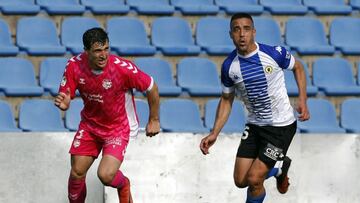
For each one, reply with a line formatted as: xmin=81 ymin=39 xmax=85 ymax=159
xmin=102 ymin=79 xmax=112 ymax=90
xmin=61 ymin=76 xmax=67 ymax=86
xmin=264 ymin=66 xmax=273 ymax=74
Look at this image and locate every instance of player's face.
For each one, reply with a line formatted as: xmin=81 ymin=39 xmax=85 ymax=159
xmin=230 ymin=18 xmax=256 ymax=56
xmin=86 ymin=41 xmax=110 ymax=70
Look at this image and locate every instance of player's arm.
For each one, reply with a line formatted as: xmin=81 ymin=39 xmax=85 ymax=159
xmin=200 ymin=92 xmax=235 ymax=155
xmin=54 ymin=60 xmax=77 ymax=111
xmin=292 ymin=59 xmax=310 ymax=121
xmin=145 ymin=82 xmax=160 ymax=137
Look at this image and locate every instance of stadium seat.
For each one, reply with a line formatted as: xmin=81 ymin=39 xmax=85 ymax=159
xmin=16 ymin=17 xmax=66 ymax=56
xmin=303 ymin=0 xmax=352 ymax=15
xmin=65 ymin=99 xmax=83 ymax=131
xmin=39 ymin=57 xmax=68 ymax=96
xmin=0 ymin=58 xmax=43 ymax=96
xmin=134 ymin=57 xmax=182 ymax=96
xmin=330 ymin=17 xmax=360 ymax=55
xmin=284 ymin=59 xmax=318 ymax=96
xmin=285 ymin=17 xmax=335 ymax=55
xmin=160 ymin=99 xmax=209 ymax=133
xmin=340 ymin=98 xmax=360 ymax=133
xmin=135 ymin=99 xmax=149 ymax=130
xmin=80 ymin=0 xmax=129 ymax=14
xmin=0 ymin=19 xmax=19 ymax=56
xmin=215 ymin=0 xmax=263 ymax=15
xmin=259 ymin=0 xmax=307 ymax=15
xmin=61 ymin=17 xmax=101 ymax=55
xmin=170 ymin=0 xmax=219 ymax=15
xmin=205 ymin=99 xmax=246 ymax=133
xmin=0 ymin=0 xmax=39 ymax=14
xmin=253 ymin=17 xmax=285 ymax=47
xmin=19 ymin=99 xmax=68 ymax=132
xmin=195 ymin=17 xmax=234 ymax=55
xmin=177 ymin=57 xmax=221 ymax=96
xmin=297 ymin=98 xmax=346 ymax=133
xmin=358 ymin=62 xmax=360 ymax=85
xmin=0 ymin=100 xmax=22 ymax=132
xmin=107 ymin=17 xmax=156 ymax=56
xmin=127 ymin=0 xmax=174 ymax=15
xmin=350 ymin=0 xmax=360 ymax=10
xmin=312 ymin=57 xmax=360 ymax=96
xmin=36 ymin=0 xmax=85 ymax=15
xmin=151 ymin=17 xmax=200 ymax=56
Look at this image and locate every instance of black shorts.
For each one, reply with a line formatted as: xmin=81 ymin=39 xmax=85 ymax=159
xmin=236 ymin=121 xmax=297 ymax=168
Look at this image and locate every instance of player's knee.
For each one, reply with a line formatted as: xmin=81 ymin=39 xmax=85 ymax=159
xmin=70 ymin=166 xmax=87 ymax=179
xmin=246 ymin=174 xmax=264 ymax=189
xmin=97 ymin=169 xmax=116 ymax=186
xmin=233 ymin=175 xmax=247 ymax=188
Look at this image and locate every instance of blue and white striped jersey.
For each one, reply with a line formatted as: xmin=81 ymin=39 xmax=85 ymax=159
xmin=221 ymin=43 xmax=296 ymax=126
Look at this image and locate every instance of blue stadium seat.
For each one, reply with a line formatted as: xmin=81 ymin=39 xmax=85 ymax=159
xmin=170 ymin=0 xmax=219 ymax=15
xmin=61 ymin=17 xmax=101 ymax=55
xmin=107 ymin=17 xmax=156 ymax=56
xmin=16 ymin=17 xmax=66 ymax=56
xmin=39 ymin=57 xmax=68 ymax=96
xmin=65 ymin=99 xmax=83 ymax=131
xmin=215 ymin=0 xmax=263 ymax=15
xmin=340 ymin=98 xmax=360 ymax=133
xmin=0 ymin=0 xmax=39 ymax=14
xmin=260 ymin=0 xmax=307 ymax=15
xmin=358 ymin=61 xmax=360 ymax=85
xmin=303 ymin=0 xmax=352 ymax=15
xmin=80 ymin=0 xmax=129 ymax=14
xmin=134 ymin=57 xmax=182 ymax=96
xmin=160 ymin=99 xmax=209 ymax=133
xmin=177 ymin=57 xmax=221 ymax=96
xmin=253 ymin=17 xmax=285 ymax=47
xmin=297 ymin=98 xmax=346 ymax=133
xmin=151 ymin=17 xmax=200 ymax=56
xmin=313 ymin=57 xmax=360 ymax=96
xmin=350 ymin=0 xmax=360 ymax=10
xmin=135 ymin=99 xmax=149 ymax=130
xmin=285 ymin=17 xmax=335 ymax=55
xmin=284 ymin=59 xmax=318 ymax=96
xmin=0 ymin=19 xmax=19 ymax=56
xmin=127 ymin=0 xmax=174 ymax=15
xmin=0 ymin=100 xmax=22 ymax=132
xmin=0 ymin=58 xmax=43 ymax=96
xmin=196 ymin=17 xmax=234 ymax=55
xmin=19 ymin=99 xmax=68 ymax=132
xmin=330 ymin=17 xmax=360 ymax=55
xmin=205 ymin=99 xmax=246 ymax=133
xmin=36 ymin=0 xmax=85 ymax=15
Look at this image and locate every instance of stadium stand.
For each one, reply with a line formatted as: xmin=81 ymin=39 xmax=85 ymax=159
xmin=259 ymin=0 xmax=308 ymax=15
xmin=285 ymin=17 xmax=335 ymax=55
xmin=36 ymin=0 xmax=85 ymax=15
xmin=312 ymin=57 xmax=360 ymax=96
xmin=0 ymin=19 xmax=19 ymax=56
xmin=170 ymin=0 xmax=219 ymax=15
xmin=39 ymin=57 xmax=68 ymax=96
xmin=107 ymin=17 xmax=156 ymax=56
xmin=65 ymin=98 xmax=83 ymax=131
xmin=297 ymin=98 xmax=346 ymax=133
xmin=350 ymin=0 xmax=360 ymax=10
xmin=0 ymin=100 xmax=22 ymax=132
xmin=0 ymin=0 xmax=39 ymax=15
xmin=80 ymin=0 xmax=129 ymax=14
xmin=127 ymin=0 xmax=174 ymax=15
xmin=177 ymin=57 xmax=221 ymax=96
xmin=303 ymin=0 xmax=352 ymax=15
xmin=330 ymin=17 xmax=360 ymax=55
xmin=0 ymin=58 xmax=43 ymax=96
xmin=160 ymin=98 xmax=209 ymax=133
xmin=253 ymin=17 xmax=284 ymax=47
xmin=134 ymin=57 xmax=182 ymax=96
xmin=135 ymin=99 xmax=149 ymax=130
xmin=358 ymin=62 xmax=360 ymax=85
xmin=205 ymin=99 xmax=246 ymax=133
xmin=19 ymin=99 xmax=68 ymax=132
xmin=215 ymin=0 xmax=263 ymax=15
xmin=16 ymin=17 xmax=66 ymax=56
xmin=340 ymin=98 xmax=360 ymax=133
xmin=195 ymin=17 xmax=234 ymax=55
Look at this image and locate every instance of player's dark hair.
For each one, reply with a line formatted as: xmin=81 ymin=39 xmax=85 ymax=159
xmin=230 ymin=13 xmax=254 ymax=28
xmin=83 ymin=27 xmax=109 ymax=50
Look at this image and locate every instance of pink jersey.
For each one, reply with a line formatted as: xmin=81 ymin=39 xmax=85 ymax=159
xmin=59 ymin=53 xmax=153 ymax=140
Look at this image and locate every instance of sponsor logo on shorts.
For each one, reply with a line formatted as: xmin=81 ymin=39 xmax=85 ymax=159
xmin=104 ymin=136 xmax=122 ymax=146
xmin=264 ymin=143 xmax=284 ymax=161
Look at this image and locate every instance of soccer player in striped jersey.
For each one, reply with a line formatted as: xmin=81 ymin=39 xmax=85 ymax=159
xmin=200 ymin=13 xmax=310 ymax=203
xmin=55 ymin=28 xmax=160 ymax=203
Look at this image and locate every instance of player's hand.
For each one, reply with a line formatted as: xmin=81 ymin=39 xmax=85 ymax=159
xmin=54 ymin=88 xmax=71 ymax=111
xmin=200 ymin=133 xmax=218 ymax=155
xmin=296 ymin=100 xmax=310 ymax=122
xmin=145 ymin=118 xmax=160 ymax=137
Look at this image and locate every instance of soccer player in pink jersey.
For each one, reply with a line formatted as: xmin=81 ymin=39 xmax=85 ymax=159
xmin=54 ymin=28 xmax=160 ymax=203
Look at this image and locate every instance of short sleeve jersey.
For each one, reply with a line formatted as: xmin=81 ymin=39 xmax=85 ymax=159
xmin=59 ymin=53 xmax=153 ymax=139
xmin=221 ymin=43 xmax=296 ymax=126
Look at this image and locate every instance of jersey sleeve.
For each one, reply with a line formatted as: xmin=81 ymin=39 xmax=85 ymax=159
xmin=122 ymin=60 xmax=153 ymax=92
xmin=221 ymin=59 xmax=235 ymax=93
xmin=58 ymin=60 xmax=77 ymax=99
xmin=274 ymin=46 xmax=295 ymax=70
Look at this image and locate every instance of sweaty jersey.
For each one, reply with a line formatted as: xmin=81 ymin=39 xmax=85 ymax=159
xmin=222 ymin=43 xmax=296 ymax=126
xmin=59 ymin=53 xmax=153 ymax=139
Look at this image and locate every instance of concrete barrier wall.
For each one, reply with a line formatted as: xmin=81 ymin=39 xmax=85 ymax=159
xmin=1 ymin=132 xmax=360 ymax=203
